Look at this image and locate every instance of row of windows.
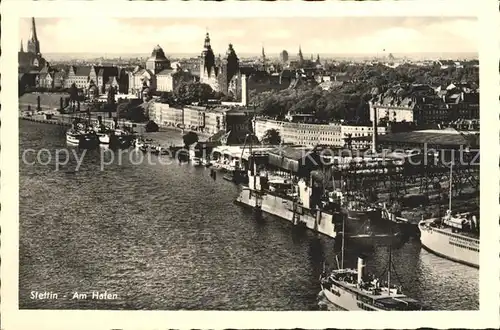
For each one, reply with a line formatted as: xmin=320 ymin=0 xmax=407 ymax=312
xmin=435 ymin=228 xmax=478 ymax=244
xmin=357 ymin=302 xmax=376 ymax=311
xmin=450 ymin=240 xmax=479 ymax=252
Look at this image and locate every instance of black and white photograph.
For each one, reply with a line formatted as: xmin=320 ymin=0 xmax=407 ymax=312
xmin=1 ymin=0 xmax=499 ymax=329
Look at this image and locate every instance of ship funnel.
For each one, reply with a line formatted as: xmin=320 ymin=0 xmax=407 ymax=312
xmin=357 ymin=256 xmax=366 ymax=284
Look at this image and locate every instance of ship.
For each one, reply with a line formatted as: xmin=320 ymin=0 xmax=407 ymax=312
xmin=320 ymin=216 xmax=423 ymax=311
xmin=319 ymin=255 xmax=424 ymax=311
xmin=234 ymin=155 xmax=341 ymax=239
xmin=418 ymin=164 xmax=479 ymax=268
xmin=418 ymin=211 xmax=479 ymax=268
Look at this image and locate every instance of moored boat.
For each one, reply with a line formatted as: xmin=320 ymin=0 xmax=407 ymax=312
xmin=418 ymin=164 xmax=479 ymax=268
xmin=320 ymin=256 xmax=424 ymax=311
xmin=418 ymin=212 xmax=479 ymax=268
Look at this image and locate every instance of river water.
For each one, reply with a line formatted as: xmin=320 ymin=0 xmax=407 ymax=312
xmin=19 ymin=121 xmax=479 ymax=310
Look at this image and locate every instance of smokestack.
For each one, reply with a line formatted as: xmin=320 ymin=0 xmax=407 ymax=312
xmin=372 ymin=105 xmax=378 ymax=154
xmin=357 ymin=257 xmax=366 ymax=284
xmin=241 ymin=74 xmax=248 ymax=107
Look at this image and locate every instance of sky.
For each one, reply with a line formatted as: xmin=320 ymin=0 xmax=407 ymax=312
xmin=19 ymin=17 xmax=478 ymax=56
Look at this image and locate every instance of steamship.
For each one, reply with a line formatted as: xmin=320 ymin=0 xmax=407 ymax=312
xmin=418 ymin=165 xmax=479 ymax=268
xmin=320 ymin=256 xmax=424 ymax=311
xmin=418 ymin=211 xmax=479 ymax=268
xmin=235 ymin=156 xmax=341 ymax=239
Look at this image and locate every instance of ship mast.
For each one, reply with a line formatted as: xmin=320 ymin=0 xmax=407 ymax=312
xmin=340 ymin=214 xmax=345 ymax=269
xmin=387 ymin=246 xmax=392 ymax=295
xmin=448 ymin=163 xmax=453 ymax=213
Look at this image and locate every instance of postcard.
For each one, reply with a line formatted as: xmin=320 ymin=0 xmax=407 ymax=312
xmin=1 ymin=0 xmax=499 ymax=329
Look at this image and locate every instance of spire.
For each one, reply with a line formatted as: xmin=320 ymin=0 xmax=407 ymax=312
xmin=298 ymin=45 xmax=303 ymax=62
xmin=20 ymin=39 xmax=24 ymax=52
xmin=29 ymin=17 xmax=38 ymax=41
xmin=204 ymin=32 xmax=211 ymax=50
xmin=27 ymin=17 xmax=40 ymax=54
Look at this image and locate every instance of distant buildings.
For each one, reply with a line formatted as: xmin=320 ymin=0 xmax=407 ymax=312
xmin=369 ymin=83 xmax=479 ymax=125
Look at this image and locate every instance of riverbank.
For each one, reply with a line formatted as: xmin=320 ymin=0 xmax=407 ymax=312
xmin=19 ymin=112 xmax=210 ymax=148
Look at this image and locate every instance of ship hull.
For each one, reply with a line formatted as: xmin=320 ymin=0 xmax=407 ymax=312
xmin=235 ymin=188 xmax=338 ymax=238
xmin=321 ymin=285 xmax=379 ymax=311
xmin=418 ymin=220 xmax=479 ymax=268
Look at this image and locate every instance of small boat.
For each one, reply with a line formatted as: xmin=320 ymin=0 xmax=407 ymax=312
xmin=66 ymin=130 xmax=81 ymax=144
xmin=150 ymin=146 xmax=160 ymax=155
xmin=135 ymin=138 xmax=145 ymax=149
xmin=97 ymin=132 xmax=110 ymax=144
xmin=202 ymin=158 xmax=212 ymax=167
xmin=191 ymin=157 xmax=202 ymax=166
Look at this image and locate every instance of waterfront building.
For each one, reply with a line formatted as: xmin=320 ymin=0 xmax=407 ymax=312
xmin=254 ymin=118 xmax=343 ymax=147
xmin=152 ymin=103 xmax=184 ymax=128
xmin=253 ymin=117 xmax=389 ymax=149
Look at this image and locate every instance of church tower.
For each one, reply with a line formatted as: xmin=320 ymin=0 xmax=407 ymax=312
xmin=262 ymin=46 xmax=266 ymax=69
xmin=218 ymin=43 xmax=239 ymax=94
xmin=200 ymin=32 xmax=216 ymax=79
xmin=27 ymin=17 xmax=40 ymax=55
xmin=298 ymin=45 xmax=304 ymax=65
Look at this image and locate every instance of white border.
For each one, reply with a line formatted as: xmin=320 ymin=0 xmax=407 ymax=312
xmin=1 ymin=0 xmax=499 ymax=329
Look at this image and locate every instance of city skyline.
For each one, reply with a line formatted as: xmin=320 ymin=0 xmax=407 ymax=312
xmin=19 ymin=17 xmax=478 ymax=56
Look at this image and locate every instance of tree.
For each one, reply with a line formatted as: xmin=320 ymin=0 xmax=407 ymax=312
xmin=145 ymin=120 xmax=159 ymax=132
xmin=262 ymin=129 xmax=281 ymax=145
xmin=69 ymin=83 xmax=78 ymax=102
xmin=182 ymin=131 xmax=199 ymax=147
xmin=107 ymin=87 xmax=116 ymax=106
xmin=174 ymin=82 xmax=214 ymax=105
xmin=117 ymin=99 xmax=148 ymax=123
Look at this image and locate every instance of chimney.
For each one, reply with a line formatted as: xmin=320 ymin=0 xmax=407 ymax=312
xmin=241 ymin=74 xmax=248 ymax=106
xmin=372 ymin=106 xmax=378 ymax=154
xmin=357 ymin=256 xmax=366 ymax=284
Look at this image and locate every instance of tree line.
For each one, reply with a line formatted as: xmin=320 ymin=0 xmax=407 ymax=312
xmin=249 ymin=63 xmax=479 ymax=123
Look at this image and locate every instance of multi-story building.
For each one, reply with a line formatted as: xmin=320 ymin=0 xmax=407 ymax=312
xmin=254 ymin=118 xmax=343 ymax=147
xmin=65 ymin=66 xmax=91 ymax=89
xmin=156 ymin=69 xmax=193 ymax=92
xmin=340 ymin=123 xmax=388 ymax=149
xmin=127 ymin=45 xmax=172 ymax=95
xmin=370 ymin=84 xmax=449 ymax=125
xmin=153 ymin=103 xmax=184 ymax=127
